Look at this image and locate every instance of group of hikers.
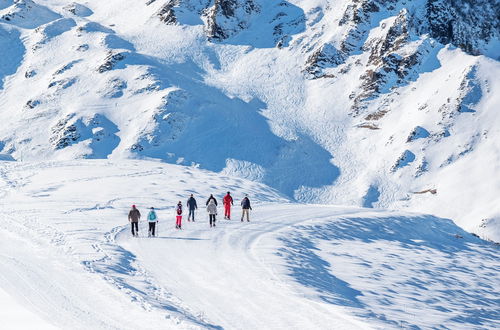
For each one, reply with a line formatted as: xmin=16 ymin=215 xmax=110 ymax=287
xmin=127 ymin=192 xmax=253 ymax=237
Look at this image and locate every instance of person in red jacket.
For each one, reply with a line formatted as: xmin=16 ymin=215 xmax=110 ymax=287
xmin=223 ymin=191 xmax=234 ymax=220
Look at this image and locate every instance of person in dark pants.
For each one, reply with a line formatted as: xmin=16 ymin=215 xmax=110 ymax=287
xmin=128 ymin=205 xmax=141 ymax=236
xmin=241 ymin=195 xmax=252 ymax=222
xmin=206 ymin=194 xmax=218 ymax=206
xmin=187 ymin=194 xmax=198 ymax=222
xmin=147 ymin=207 xmax=157 ymax=237
xmin=207 ymin=199 xmax=217 ymax=228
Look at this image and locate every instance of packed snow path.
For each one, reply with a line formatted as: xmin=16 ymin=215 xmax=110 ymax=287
xmin=117 ymin=206 xmax=371 ymax=329
xmin=118 ymin=206 xmax=500 ymax=329
xmin=0 ymin=160 xmax=499 ymax=329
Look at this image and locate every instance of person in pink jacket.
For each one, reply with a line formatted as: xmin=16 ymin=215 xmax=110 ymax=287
xmin=175 ymin=201 xmax=183 ymax=229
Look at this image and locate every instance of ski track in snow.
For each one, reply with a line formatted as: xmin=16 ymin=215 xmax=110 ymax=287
xmin=0 ymin=160 xmax=499 ymax=329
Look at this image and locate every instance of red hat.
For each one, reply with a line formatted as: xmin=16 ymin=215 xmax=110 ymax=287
xmin=132 ymin=204 xmax=136 ymax=208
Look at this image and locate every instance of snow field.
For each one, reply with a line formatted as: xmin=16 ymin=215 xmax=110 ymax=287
xmin=0 ymin=160 xmax=498 ymax=329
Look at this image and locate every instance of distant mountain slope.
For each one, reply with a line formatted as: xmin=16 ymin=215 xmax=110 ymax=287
xmin=0 ymin=0 xmax=499 ymax=240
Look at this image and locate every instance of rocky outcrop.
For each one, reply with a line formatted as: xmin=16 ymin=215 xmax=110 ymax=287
xmin=406 ymin=126 xmax=430 ymax=142
xmin=152 ymin=0 xmax=304 ymax=46
xmin=338 ymin=0 xmax=384 ymax=53
xmin=391 ymin=149 xmax=416 ymax=171
xmin=304 ymin=44 xmax=346 ymax=78
xmin=156 ymin=0 xmax=179 ymax=24
xmin=205 ymin=0 xmax=259 ymax=40
xmin=50 ymin=114 xmax=119 ymax=156
xmin=50 ymin=114 xmax=81 ymax=149
xmin=422 ymin=0 xmax=499 ymax=55
xmin=97 ymin=51 xmax=127 ymax=73
xmin=351 ymin=10 xmax=432 ymax=115
xmin=337 ymin=0 xmax=499 ymax=56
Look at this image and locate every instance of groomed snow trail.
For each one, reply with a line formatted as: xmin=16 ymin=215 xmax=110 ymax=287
xmin=118 ymin=205 xmax=372 ymax=330
xmin=118 ymin=204 xmax=500 ymax=329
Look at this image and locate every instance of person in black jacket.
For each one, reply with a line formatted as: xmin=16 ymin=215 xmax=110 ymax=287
xmin=206 ymin=194 xmax=218 ymax=206
xmin=128 ymin=205 xmax=141 ymax=236
xmin=187 ymin=194 xmax=198 ymax=222
xmin=241 ymin=195 xmax=252 ymax=222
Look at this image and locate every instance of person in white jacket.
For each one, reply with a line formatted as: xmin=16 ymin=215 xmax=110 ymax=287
xmin=207 ymin=199 xmax=217 ymax=228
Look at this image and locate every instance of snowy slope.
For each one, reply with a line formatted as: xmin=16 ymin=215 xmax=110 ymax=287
xmin=0 ymin=160 xmax=499 ymax=329
xmin=0 ymin=0 xmax=499 ymax=240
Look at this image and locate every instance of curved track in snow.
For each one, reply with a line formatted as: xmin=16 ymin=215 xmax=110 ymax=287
xmin=116 ymin=205 xmax=371 ymax=329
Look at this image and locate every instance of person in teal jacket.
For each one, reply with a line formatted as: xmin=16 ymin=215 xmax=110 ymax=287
xmin=147 ymin=207 xmax=158 ymax=237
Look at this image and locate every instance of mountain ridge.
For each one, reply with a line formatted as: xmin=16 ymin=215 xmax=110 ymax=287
xmin=0 ymin=0 xmax=499 ymax=241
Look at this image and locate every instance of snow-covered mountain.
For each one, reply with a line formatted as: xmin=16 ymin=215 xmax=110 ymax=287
xmin=0 ymin=0 xmax=499 ymax=243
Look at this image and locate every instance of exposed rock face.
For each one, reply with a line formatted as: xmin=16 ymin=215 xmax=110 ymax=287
xmin=351 ymin=9 xmax=413 ymax=115
xmin=304 ymin=44 xmax=346 ymax=78
xmin=422 ymin=0 xmax=499 ymax=55
xmin=338 ymin=0 xmax=384 ymax=53
xmin=50 ymin=114 xmax=119 ymax=157
xmin=407 ymin=126 xmax=430 ymax=143
xmin=50 ymin=114 xmax=81 ymax=150
xmin=156 ymin=0 xmax=179 ymax=24
xmin=63 ymin=2 xmax=93 ymax=17
xmin=309 ymin=0 xmax=499 ymax=120
xmin=153 ymin=0 xmax=304 ymax=45
xmin=97 ymin=51 xmax=127 ymax=73
xmin=336 ymin=0 xmax=499 ymax=56
xmin=391 ymin=149 xmax=416 ymax=171
xmin=205 ymin=0 xmax=259 ymax=40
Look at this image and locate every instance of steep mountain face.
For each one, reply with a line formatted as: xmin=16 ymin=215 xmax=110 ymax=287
xmin=0 ymin=0 xmax=499 ymax=240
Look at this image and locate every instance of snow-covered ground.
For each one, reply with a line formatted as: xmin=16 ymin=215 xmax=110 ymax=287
xmin=1 ymin=160 xmax=498 ymax=329
xmin=0 ymin=1 xmax=499 ymax=327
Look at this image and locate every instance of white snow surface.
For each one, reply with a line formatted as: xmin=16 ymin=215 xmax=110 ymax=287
xmin=0 ymin=160 xmax=498 ymax=329
xmin=0 ymin=1 xmax=500 ymax=327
